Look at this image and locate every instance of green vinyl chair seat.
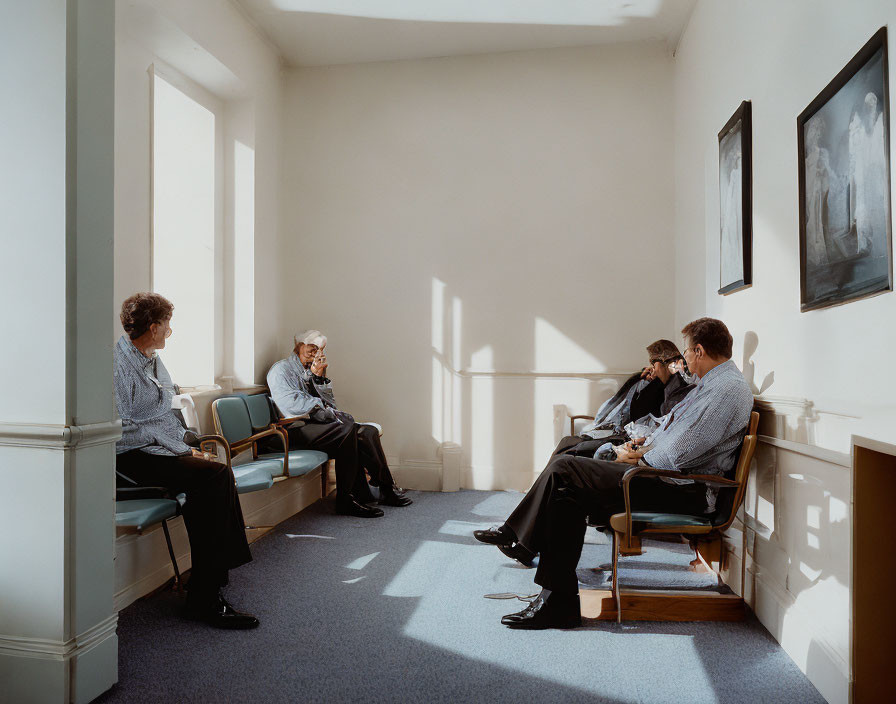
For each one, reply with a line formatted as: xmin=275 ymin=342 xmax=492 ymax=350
xmin=115 ymin=499 xmax=178 ymax=531
xmin=630 ymin=512 xmax=713 ymax=528
xmin=259 ymin=449 xmax=329 ymax=477
xmin=231 ymin=463 xmax=276 ymax=494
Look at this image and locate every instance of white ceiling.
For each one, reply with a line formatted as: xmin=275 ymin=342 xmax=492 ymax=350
xmin=234 ymin=0 xmax=698 ymax=67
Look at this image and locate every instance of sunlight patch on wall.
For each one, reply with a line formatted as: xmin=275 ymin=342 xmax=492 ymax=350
xmin=431 ymin=279 xmax=463 ymax=446
xmin=432 ymin=355 xmax=444 ymax=444
xmin=471 ymin=345 xmax=494 ymax=485
xmin=756 ymin=494 xmax=775 ymax=529
xmin=452 ymin=296 xmax=463 ymax=446
xmin=431 ymin=278 xmax=445 ymax=355
xmin=534 ymin=317 xmax=605 ymax=373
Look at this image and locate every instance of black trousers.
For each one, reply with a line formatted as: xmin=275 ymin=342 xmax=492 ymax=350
xmin=504 ymin=453 xmax=707 ymax=596
xmin=280 ymin=411 xmax=395 ymax=502
xmin=116 ymin=450 xmax=252 ymax=599
xmin=552 ymin=434 xmax=612 ymax=458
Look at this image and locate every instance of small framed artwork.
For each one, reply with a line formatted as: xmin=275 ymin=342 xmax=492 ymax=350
xmin=718 ymin=100 xmax=753 ymax=295
xmin=797 ymin=27 xmax=892 ymax=312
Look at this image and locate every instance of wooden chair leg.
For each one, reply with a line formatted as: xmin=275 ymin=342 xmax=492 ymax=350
xmin=618 ymin=533 xmax=642 ymax=556
xmin=612 ymin=530 xmax=622 ymax=623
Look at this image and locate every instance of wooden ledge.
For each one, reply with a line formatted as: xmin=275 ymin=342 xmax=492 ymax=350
xmin=580 ymin=588 xmax=745 ymax=622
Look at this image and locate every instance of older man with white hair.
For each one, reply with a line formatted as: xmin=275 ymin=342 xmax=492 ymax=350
xmin=266 ymin=330 xmax=411 ymax=518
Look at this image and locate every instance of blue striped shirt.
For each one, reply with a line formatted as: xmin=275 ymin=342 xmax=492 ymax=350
xmin=642 ymin=359 xmax=753 ymax=476
xmin=267 ymin=353 xmax=338 ymax=418
xmin=113 ymin=335 xmax=192 ymax=456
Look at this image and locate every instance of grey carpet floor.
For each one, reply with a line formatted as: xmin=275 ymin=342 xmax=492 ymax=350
xmin=94 ymin=490 xmax=824 ymax=704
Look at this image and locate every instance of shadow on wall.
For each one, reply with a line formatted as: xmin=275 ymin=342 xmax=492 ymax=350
xmin=742 ymin=330 xmax=775 ymax=395
xmin=744 ymin=424 xmax=850 ymax=700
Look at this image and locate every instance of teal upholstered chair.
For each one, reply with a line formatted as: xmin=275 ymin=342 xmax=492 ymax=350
xmin=243 ymin=393 xmax=329 ymax=492
xmin=115 ymin=487 xmax=185 ymax=589
xmin=607 ymin=411 xmax=760 ymax=622
xmin=212 ymin=396 xmax=327 ymax=488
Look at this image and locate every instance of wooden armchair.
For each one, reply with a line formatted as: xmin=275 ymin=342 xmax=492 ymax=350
xmin=606 ymin=411 xmax=760 ymax=622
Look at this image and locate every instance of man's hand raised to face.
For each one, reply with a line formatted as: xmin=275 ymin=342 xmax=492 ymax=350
xmin=311 ymin=352 xmax=328 ymax=378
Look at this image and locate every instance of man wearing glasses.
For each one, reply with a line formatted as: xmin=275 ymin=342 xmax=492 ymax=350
xmin=267 ymin=330 xmax=412 ymax=519
xmin=478 ymin=339 xmax=695 ymax=567
xmin=474 ymin=318 xmax=754 ymax=630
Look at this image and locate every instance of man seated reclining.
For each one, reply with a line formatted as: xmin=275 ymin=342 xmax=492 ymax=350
xmin=482 ymin=338 xmax=695 ymax=567
xmin=266 ymin=329 xmax=411 ymax=518
xmin=474 ymin=317 xmax=754 ymax=629
xmin=554 ymin=338 xmax=695 ymax=461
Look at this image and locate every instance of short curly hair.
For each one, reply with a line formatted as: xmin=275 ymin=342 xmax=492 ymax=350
xmin=646 ymin=339 xmax=682 ymax=363
xmin=681 ymin=317 xmax=733 ymax=359
xmin=120 ymin=292 xmax=174 ymax=340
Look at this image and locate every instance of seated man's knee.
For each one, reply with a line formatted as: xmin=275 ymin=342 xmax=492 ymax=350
xmin=545 ymin=455 xmax=579 ymax=479
xmin=357 ymin=424 xmax=377 ymax=440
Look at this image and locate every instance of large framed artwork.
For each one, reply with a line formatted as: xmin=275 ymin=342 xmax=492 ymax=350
xmin=718 ymin=100 xmax=753 ymax=295
xmin=797 ymin=27 xmax=892 ymax=312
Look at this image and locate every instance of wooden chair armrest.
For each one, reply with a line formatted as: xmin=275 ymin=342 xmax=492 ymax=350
xmin=197 ymin=434 xmax=232 ymax=466
xmin=274 ymin=415 xmax=309 ymax=427
xmin=620 ymin=465 xmax=685 ymax=484
xmin=681 ymin=474 xmax=739 ymax=487
xmin=620 ymin=467 xmax=739 ymax=487
xmin=230 ymin=428 xmax=285 ymax=456
xmin=569 ymin=414 xmax=594 ymax=436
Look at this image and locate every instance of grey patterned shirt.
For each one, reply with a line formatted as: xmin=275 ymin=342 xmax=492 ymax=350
xmin=267 ymin=353 xmax=338 ymax=418
xmin=643 ymin=359 xmax=753 ymax=476
xmin=113 ymin=335 xmax=192 ymax=456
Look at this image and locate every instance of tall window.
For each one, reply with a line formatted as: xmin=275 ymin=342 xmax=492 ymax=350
xmin=151 ymin=70 xmax=216 ymax=386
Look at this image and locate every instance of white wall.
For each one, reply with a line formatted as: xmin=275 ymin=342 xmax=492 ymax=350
xmin=114 ymin=0 xmax=283 ymax=385
xmin=673 ymin=0 xmax=896 ymax=452
xmin=673 ymin=2 xmax=896 ymax=702
xmin=281 ymin=42 xmax=676 ymax=490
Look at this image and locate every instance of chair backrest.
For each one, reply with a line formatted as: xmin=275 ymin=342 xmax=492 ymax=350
xmin=212 ymin=397 xmax=253 ymax=444
xmin=244 ymin=394 xmax=275 ymax=432
xmin=714 ymin=411 xmax=760 ymax=531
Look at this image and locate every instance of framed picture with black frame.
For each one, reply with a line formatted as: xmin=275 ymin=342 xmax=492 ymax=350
xmin=718 ymin=100 xmax=753 ymax=295
xmin=797 ymin=27 xmax=892 ymax=312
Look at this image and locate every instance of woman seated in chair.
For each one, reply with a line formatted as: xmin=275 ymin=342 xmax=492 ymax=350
xmin=114 ymin=292 xmax=258 ymax=630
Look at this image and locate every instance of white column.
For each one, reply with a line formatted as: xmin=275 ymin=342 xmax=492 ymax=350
xmin=0 ymin=2 xmax=118 ymax=702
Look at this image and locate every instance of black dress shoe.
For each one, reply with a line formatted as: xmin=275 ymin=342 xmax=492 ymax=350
xmin=183 ymin=595 xmax=260 ymax=630
xmin=473 ymin=525 xmax=515 ymax=547
xmin=498 ymin=542 xmax=536 ymax=567
xmin=335 ymin=497 xmax=384 ymax=518
xmin=501 ymin=592 xmax=581 ymax=629
xmin=379 ymin=488 xmax=413 ymax=507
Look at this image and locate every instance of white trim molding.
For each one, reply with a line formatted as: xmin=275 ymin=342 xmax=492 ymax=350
xmin=758 ymin=434 xmax=851 ymax=468
xmin=0 ymin=419 xmax=122 ymax=450
xmin=753 ymin=394 xmax=814 ymax=417
xmin=0 ymin=615 xmax=117 ymax=661
xmin=456 ymin=369 xmax=633 ymax=380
